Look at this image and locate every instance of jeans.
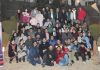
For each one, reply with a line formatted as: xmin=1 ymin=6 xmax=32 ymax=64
xmin=59 ymin=54 xmax=69 ymax=66
xmin=30 ymin=58 xmax=41 ymax=65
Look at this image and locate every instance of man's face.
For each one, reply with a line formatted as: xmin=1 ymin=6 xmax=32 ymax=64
xmin=57 ymin=40 xmax=61 ymax=45
xmin=51 ymin=36 xmax=54 ymax=40
xmin=49 ymin=46 xmax=53 ymax=50
xmin=28 ymin=36 xmax=31 ymax=40
xmin=33 ymin=42 xmax=37 ymax=47
xmin=43 ymin=38 xmax=46 ymax=43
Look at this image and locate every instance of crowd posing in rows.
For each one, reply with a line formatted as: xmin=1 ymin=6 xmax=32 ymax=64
xmin=8 ymin=6 xmax=94 ymax=67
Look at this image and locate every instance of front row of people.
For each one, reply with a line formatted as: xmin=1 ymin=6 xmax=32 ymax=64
xmin=8 ymin=38 xmax=91 ymax=66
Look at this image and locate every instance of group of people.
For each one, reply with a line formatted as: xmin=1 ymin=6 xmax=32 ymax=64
xmin=8 ymin=6 xmax=94 ymax=67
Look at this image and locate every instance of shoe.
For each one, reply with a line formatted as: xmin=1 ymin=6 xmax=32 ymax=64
xmin=41 ymin=63 xmax=45 ymax=67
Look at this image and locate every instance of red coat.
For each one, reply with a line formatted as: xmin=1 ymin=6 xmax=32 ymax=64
xmin=55 ymin=47 xmax=69 ymax=64
xmin=77 ymin=8 xmax=86 ymax=22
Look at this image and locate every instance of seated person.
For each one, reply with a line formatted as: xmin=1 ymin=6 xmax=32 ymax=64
xmin=78 ymin=43 xmax=91 ymax=62
xmin=42 ymin=45 xmax=56 ymax=67
xmin=55 ymin=46 xmax=69 ymax=66
xmin=28 ymin=41 xmax=41 ymax=65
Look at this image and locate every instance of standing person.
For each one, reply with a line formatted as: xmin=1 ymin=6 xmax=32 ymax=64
xmin=8 ymin=40 xmax=18 ymax=63
xmin=61 ymin=9 xmax=67 ymax=24
xmin=68 ymin=0 xmax=72 ymax=6
xmin=36 ymin=11 xmax=44 ymax=27
xmin=22 ymin=9 xmax=30 ymax=24
xmin=29 ymin=41 xmax=41 ymax=65
xmin=16 ymin=9 xmax=21 ymax=22
xmin=49 ymin=8 xmax=55 ymax=26
xmin=67 ymin=9 xmax=71 ymax=25
xmin=31 ymin=7 xmax=38 ymax=17
xmin=71 ymin=0 xmax=75 ymax=7
xmin=17 ymin=39 xmax=27 ymax=62
xmin=55 ymin=8 xmax=61 ymax=22
xmin=25 ymin=36 xmax=33 ymax=61
xmin=77 ymin=7 xmax=86 ymax=23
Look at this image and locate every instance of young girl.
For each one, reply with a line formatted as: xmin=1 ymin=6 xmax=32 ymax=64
xmin=8 ymin=40 xmax=18 ymax=63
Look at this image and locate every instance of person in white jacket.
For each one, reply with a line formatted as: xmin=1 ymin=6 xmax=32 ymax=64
xmin=36 ymin=11 xmax=44 ymax=27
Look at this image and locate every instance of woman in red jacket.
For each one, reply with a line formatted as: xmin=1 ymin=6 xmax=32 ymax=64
xmin=77 ymin=7 xmax=86 ymax=23
xmin=55 ymin=45 xmax=69 ymax=66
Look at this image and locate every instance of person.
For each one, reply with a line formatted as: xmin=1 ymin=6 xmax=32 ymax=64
xmin=42 ymin=45 xmax=55 ymax=67
xmin=17 ymin=39 xmax=27 ymax=62
xmin=55 ymin=8 xmax=61 ymax=22
xmin=61 ymin=9 xmax=67 ymax=24
xmin=77 ymin=7 xmax=86 ymax=23
xmin=87 ymin=31 xmax=94 ymax=50
xmin=79 ymin=43 xmax=87 ymax=62
xmin=49 ymin=35 xmax=57 ymax=47
xmin=8 ymin=40 xmax=18 ymax=63
xmin=28 ymin=41 xmax=41 ymax=65
xmin=39 ymin=38 xmax=50 ymax=59
xmin=55 ymin=46 xmax=69 ymax=66
xmin=49 ymin=8 xmax=55 ymax=26
xmin=36 ymin=11 xmax=44 ymax=27
xmin=30 ymin=17 xmax=38 ymax=26
xmin=25 ymin=36 xmax=33 ymax=60
xmin=22 ymin=9 xmax=30 ymax=24
xmin=16 ymin=9 xmax=21 ymax=22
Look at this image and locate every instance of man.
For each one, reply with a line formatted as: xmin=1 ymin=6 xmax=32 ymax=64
xmin=42 ymin=45 xmax=55 ymax=67
xmin=25 ymin=36 xmax=33 ymax=60
xmin=29 ymin=41 xmax=41 ymax=65
xmin=39 ymin=38 xmax=50 ymax=59
xmin=55 ymin=8 xmax=61 ymax=22
xmin=49 ymin=8 xmax=55 ymax=26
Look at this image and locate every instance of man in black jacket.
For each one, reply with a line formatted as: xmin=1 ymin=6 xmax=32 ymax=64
xmin=39 ymin=38 xmax=50 ymax=59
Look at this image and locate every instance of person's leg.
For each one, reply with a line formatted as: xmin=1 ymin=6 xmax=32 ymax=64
xmin=81 ymin=53 xmax=86 ymax=62
xmin=19 ymin=58 xmax=21 ymax=62
xmin=64 ymin=54 xmax=69 ymax=65
xmin=30 ymin=58 xmax=36 ymax=65
xmin=9 ymin=57 xmax=13 ymax=63
xmin=42 ymin=54 xmax=47 ymax=67
xmin=87 ymin=51 xmax=91 ymax=60
xmin=16 ymin=55 xmax=18 ymax=63
xmin=22 ymin=56 xmax=25 ymax=62
xmin=59 ymin=54 xmax=69 ymax=66
xmin=74 ymin=52 xmax=79 ymax=61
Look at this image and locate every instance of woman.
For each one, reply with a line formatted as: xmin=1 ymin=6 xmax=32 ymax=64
xmin=8 ymin=40 xmax=18 ymax=63
xmin=17 ymin=39 xmax=27 ymax=62
xmin=55 ymin=46 xmax=69 ymax=66
xmin=22 ymin=9 xmax=30 ymax=24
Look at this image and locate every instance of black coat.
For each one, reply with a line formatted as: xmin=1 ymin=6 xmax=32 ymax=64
xmin=39 ymin=42 xmax=50 ymax=58
xmin=8 ymin=44 xmax=17 ymax=57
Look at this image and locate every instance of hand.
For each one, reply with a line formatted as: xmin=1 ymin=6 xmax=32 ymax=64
xmin=49 ymin=55 xmax=52 ymax=58
xmin=43 ymin=49 xmax=46 ymax=53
